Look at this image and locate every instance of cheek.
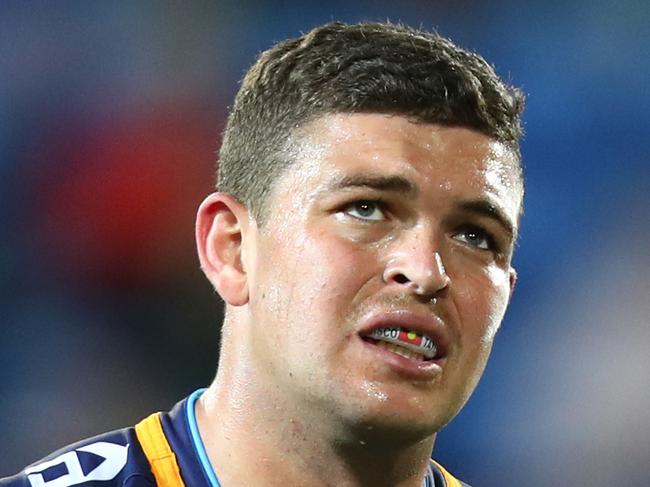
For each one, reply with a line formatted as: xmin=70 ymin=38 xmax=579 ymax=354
xmin=253 ymin=233 xmax=378 ymax=380
xmin=299 ymin=234 xmax=379 ymax=318
xmin=255 ymin=230 xmax=376 ymax=332
xmin=455 ymin=265 xmax=512 ymax=347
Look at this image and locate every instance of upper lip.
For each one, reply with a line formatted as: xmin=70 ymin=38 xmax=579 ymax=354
xmin=358 ymin=309 xmax=450 ymax=359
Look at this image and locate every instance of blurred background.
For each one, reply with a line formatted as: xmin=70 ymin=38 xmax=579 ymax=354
xmin=2 ymin=1 xmax=649 ymax=485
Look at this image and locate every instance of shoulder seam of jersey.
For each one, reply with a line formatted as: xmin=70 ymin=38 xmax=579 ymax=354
xmin=135 ymin=412 xmax=186 ymax=487
xmin=430 ymin=459 xmax=464 ymax=487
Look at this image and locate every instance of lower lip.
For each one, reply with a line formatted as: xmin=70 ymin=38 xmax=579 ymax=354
xmin=359 ymin=337 xmax=445 ymax=381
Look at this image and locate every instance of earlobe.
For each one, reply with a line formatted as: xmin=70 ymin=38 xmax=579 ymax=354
xmin=196 ymin=193 xmax=251 ymax=306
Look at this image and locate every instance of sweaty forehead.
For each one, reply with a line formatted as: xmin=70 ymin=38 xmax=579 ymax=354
xmin=292 ymin=113 xmax=522 ymax=192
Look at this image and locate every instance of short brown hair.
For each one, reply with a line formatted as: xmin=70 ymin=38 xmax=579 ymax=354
xmin=217 ymin=21 xmax=525 ymax=223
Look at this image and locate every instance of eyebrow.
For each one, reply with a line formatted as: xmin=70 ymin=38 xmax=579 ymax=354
xmin=458 ymin=199 xmax=517 ymax=239
xmin=325 ymin=174 xmax=418 ymax=196
xmin=322 ymin=174 xmax=516 ymax=237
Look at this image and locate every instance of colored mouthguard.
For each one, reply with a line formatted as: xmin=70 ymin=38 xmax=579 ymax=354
xmin=368 ymin=327 xmax=437 ymax=359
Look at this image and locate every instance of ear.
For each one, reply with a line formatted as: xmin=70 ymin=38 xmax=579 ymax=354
xmin=196 ymin=192 xmax=252 ymax=306
xmin=508 ymin=266 xmax=517 ymax=298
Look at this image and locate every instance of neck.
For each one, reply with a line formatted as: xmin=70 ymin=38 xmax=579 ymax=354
xmin=196 ymin=359 xmax=437 ymax=487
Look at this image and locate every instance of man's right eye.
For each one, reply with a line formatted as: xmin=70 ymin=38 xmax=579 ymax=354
xmin=342 ymin=200 xmax=386 ymax=221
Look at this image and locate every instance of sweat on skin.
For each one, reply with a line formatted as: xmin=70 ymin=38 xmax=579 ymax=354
xmin=194 ymin=113 xmax=523 ymax=487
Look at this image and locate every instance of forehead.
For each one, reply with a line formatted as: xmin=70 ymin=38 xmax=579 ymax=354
xmin=277 ymin=113 xmax=523 ymax=221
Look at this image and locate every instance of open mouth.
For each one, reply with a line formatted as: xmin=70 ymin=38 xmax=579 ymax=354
xmin=362 ymin=326 xmax=441 ymax=362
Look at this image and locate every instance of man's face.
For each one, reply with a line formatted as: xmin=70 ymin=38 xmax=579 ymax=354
xmin=243 ymin=113 xmax=522 ymax=438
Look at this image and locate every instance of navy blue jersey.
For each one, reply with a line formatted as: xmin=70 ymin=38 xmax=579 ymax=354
xmin=1 ymin=390 xmax=470 ymax=487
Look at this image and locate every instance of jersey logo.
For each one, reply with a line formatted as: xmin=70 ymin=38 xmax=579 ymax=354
xmin=24 ymin=442 xmax=129 ymax=487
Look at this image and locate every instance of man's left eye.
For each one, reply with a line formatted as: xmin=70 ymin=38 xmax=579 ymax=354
xmin=453 ymin=227 xmax=494 ymax=251
xmin=343 ymin=201 xmax=386 ymax=221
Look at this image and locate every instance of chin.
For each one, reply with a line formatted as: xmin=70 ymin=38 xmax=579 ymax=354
xmin=334 ymin=396 xmax=454 ymax=444
xmin=343 ymin=415 xmax=440 ymax=446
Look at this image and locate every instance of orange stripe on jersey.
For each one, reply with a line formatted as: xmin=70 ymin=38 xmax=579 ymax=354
xmin=135 ymin=412 xmax=186 ymax=487
xmin=430 ymin=459 xmax=463 ymax=487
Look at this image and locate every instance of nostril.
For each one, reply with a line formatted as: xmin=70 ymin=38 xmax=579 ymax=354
xmin=394 ymin=274 xmax=409 ymax=284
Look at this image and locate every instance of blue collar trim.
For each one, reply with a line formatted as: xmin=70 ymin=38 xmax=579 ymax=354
xmin=186 ymin=388 xmax=221 ymax=487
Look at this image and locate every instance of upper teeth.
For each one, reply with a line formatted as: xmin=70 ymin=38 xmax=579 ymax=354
xmin=368 ymin=327 xmax=437 ymax=359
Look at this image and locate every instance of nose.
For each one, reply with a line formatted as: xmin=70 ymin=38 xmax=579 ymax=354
xmin=382 ymin=230 xmax=450 ymax=299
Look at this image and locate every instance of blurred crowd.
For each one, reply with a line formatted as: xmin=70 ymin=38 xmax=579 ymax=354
xmin=2 ymin=2 xmax=649 ymax=485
